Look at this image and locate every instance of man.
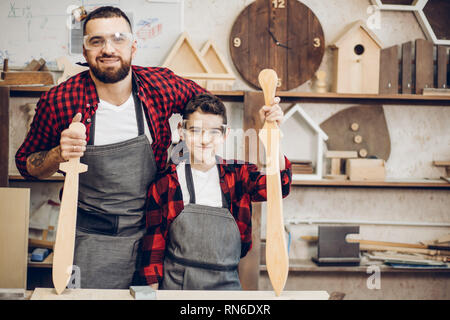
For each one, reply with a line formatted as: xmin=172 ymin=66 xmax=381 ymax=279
xmin=15 ymin=6 xmax=206 ymax=289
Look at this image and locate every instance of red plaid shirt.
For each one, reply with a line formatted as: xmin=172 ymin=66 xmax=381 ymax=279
xmin=15 ymin=66 xmax=206 ymax=179
xmin=140 ymin=156 xmax=292 ymax=285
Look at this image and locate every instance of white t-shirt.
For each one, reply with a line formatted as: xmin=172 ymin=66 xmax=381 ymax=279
xmin=176 ymin=161 xmax=223 ymax=208
xmin=94 ymin=94 xmax=152 ymax=146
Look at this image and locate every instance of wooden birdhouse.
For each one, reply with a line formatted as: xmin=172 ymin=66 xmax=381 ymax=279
xmin=162 ymin=32 xmax=235 ymax=90
xmin=330 ymin=20 xmax=383 ymax=94
xmin=281 ymin=104 xmax=328 ymax=180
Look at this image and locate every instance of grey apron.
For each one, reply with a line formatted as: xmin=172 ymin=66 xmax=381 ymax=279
xmin=162 ymin=163 xmax=242 ymax=290
xmin=73 ymin=82 xmax=157 ymax=289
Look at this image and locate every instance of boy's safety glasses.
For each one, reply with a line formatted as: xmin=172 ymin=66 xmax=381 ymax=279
xmin=182 ymin=120 xmax=227 ymax=139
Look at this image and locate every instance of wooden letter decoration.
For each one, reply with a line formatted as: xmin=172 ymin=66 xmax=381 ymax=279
xmin=52 ymin=122 xmax=87 ymax=295
xmin=258 ymin=69 xmax=289 ymax=296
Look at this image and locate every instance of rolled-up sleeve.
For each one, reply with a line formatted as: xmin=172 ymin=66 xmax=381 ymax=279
xmin=15 ymin=94 xmax=59 ymax=179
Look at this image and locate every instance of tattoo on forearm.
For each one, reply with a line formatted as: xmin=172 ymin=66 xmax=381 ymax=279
xmin=29 ymin=151 xmax=49 ymax=168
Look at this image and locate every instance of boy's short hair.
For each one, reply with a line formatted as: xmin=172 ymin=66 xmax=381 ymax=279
xmin=183 ymin=93 xmax=227 ymax=125
xmin=83 ymin=6 xmax=132 ymax=35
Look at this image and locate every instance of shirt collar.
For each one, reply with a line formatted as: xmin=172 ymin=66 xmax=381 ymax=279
xmin=83 ymin=66 xmax=142 ymax=108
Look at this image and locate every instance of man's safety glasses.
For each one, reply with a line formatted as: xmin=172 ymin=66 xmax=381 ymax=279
xmin=83 ymin=32 xmax=134 ymax=50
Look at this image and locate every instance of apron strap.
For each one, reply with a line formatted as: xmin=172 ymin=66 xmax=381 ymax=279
xmin=88 ymin=77 xmax=144 ymax=146
xmin=184 ymin=163 xmax=228 ymax=209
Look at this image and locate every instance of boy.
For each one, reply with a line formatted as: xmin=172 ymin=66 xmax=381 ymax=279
xmin=140 ymin=93 xmax=292 ymax=290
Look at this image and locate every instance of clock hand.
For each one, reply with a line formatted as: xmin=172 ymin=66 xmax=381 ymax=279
xmin=278 ymin=43 xmax=291 ymax=49
xmin=267 ymin=29 xmax=291 ymax=49
xmin=267 ymin=28 xmax=280 ymax=45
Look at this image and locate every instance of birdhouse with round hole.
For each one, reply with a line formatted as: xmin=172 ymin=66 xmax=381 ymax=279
xmin=330 ymin=20 xmax=383 ymax=94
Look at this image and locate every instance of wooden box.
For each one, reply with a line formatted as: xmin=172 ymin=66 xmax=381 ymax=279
xmin=345 ymin=159 xmax=385 ymax=181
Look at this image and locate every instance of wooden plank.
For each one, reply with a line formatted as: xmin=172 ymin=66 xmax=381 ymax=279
xmin=31 ymin=287 xmax=329 ymax=300
xmin=401 ymin=41 xmax=413 ymax=93
xmin=262 ymin=258 xmax=450 ymax=273
xmin=415 ymin=39 xmax=434 ymax=94
xmin=325 ymin=151 xmax=358 ymax=158
xmin=423 ymin=88 xmax=450 ymax=96
xmin=360 ymin=244 xmax=450 ymax=257
xmin=0 ymin=188 xmax=30 ymax=289
xmin=0 ymin=86 xmax=9 ymax=187
xmin=437 ymin=46 xmax=448 ymax=89
xmin=433 ymin=161 xmax=450 ymax=167
xmin=247 ymin=0 xmax=269 ymax=89
xmin=0 ymin=71 xmax=54 ymax=86
xmin=238 ymin=91 xmax=265 ymax=290
xmin=229 ymin=5 xmax=249 ymax=88
xmin=346 ymin=159 xmax=386 ymax=181
xmin=23 ymin=59 xmax=45 ymax=72
xmin=291 ymin=179 xmax=450 ymax=188
xmin=379 ymin=45 xmax=399 ymax=94
xmin=287 ymin=0 xmax=325 ymax=89
xmin=270 ymin=0 xmax=288 ymax=90
xmin=330 ymin=158 xmax=341 ymax=175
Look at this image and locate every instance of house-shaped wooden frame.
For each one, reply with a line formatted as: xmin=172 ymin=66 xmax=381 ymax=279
xmin=370 ymin=0 xmax=450 ymax=45
xmin=199 ymin=40 xmax=236 ymax=90
xmin=162 ymin=32 xmax=235 ymax=90
xmin=281 ymin=104 xmax=328 ymax=180
xmin=370 ymin=0 xmax=424 ymax=11
xmin=330 ymin=20 xmax=383 ymax=94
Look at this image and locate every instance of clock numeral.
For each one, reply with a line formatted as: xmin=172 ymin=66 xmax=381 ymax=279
xmin=233 ymin=37 xmax=241 ymax=48
xmin=272 ymin=0 xmax=285 ymax=9
xmin=313 ymin=37 xmax=321 ymax=48
xmin=277 ymin=78 xmax=282 ymax=87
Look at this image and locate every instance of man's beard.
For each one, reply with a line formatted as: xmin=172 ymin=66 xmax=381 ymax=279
xmin=89 ymin=55 xmax=131 ymax=83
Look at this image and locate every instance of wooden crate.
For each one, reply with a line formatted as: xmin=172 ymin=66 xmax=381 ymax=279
xmin=346 ymin=159 xmax=385 ymax=181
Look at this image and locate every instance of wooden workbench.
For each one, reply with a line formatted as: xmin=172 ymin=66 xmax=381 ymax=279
xmin=30 ymin=288 xmax=329 ymax=300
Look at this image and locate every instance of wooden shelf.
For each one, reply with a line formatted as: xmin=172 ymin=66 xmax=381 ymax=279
xmin=6 ymin=87 xmax=450 ymax=105
xmin=28 ymin=252 xmax=53 ymax=269
xmin=291 ymin=179 xmax=450 ymax=189
xmin=213 ymin=91 xmax=450 ymax=105
xmin=9 ymin=175 xmax=64 ymax=182
xmin=260 ymin=259 xmax=450 ymax=273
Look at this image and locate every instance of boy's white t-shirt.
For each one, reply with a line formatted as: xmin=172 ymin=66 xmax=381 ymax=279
xmin=94 ymin=94 xmax=152 ymax=146
xmin=176 ymin=161 xmax=223 ymax=208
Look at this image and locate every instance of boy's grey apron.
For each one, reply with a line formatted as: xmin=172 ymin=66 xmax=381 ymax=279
xmin=162 ymin=163 xmax=242 ymax=290
xmin=73 ymin=82 xmax=156 ymax=289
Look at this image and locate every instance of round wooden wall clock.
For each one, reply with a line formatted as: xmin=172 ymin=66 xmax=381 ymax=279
xmin=229 ymin=0 xmax=325 ymax=91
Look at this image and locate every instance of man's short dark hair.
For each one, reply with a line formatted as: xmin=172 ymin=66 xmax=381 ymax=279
xmin=83 ymin=6 xmax=132 ymax=35
xmin=183 ymin=93 xmax=227 ymax=125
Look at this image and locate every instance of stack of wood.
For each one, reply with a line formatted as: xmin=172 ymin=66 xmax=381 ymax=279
xmin=379 ymin=39 xmax=448 ymax=95
xmin=0 ymin=58 xmax=54 ymax=86
xmin=358 ymin=235 xmax=450 ymax=266
xmin=291 ymin=161 xmax=314 ymax=175
xmin=301 ymin=234 xmax=450 ymax=266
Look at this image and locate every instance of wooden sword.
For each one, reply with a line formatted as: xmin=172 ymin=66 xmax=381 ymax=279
xmin=258 ymin=69 xmax=289 ymax=296
xmin=52 ymin=122 xmax=87 ymax=295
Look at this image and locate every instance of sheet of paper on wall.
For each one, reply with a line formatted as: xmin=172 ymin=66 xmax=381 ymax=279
xmin=134 ymin=0 xmax=184 ymax=66
xmin=69 ymin=1 xmax=184 ymax=66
